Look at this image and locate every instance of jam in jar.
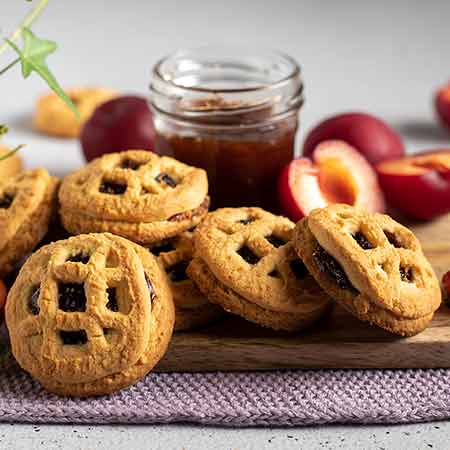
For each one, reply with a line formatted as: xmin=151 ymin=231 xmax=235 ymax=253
xmin=149 ymin=46 xmax=303 ymax=211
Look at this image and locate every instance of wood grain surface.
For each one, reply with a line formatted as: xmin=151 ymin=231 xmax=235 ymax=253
xmin=156 ymin=214 xmax=450 ymax=372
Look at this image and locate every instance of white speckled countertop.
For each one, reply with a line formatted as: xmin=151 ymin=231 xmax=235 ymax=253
xmin=1 ymin=0 xmax=449 ymax=448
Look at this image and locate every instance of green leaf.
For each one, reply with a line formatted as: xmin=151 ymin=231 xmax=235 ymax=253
xmin=0 ymin=124 xmax=8 ymax=139
xmin=5 ymin=27 xmax=79 ymax=118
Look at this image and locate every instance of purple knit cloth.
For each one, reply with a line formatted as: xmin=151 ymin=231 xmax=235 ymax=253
xmin=0 ymin=358 xmax=449 ymax=426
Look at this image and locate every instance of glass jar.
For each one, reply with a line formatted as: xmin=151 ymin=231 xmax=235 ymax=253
xmin=149 ymin=46 xmax=303 ymax=211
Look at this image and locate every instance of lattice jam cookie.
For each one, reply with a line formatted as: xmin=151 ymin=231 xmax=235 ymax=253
xmin=33 ymin=87 xmax=116 ymax=138
xmin=0 ymin=168 xmax=59 ymax=278
xmin=187 ymin=208 xmax=331 ymax=331
xmin=148 ymin=231 xmax=224 ymax=331
xmin=293 ymin=204 xmax=441 ymax=336
xmin=59 ymin=150 xmax=209 ymax=244
xmin=6 ymin=233 xmax=174 ymax=396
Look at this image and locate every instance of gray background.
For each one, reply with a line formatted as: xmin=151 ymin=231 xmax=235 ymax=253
xmin=1 ymin=0 xmax=450 ymax=448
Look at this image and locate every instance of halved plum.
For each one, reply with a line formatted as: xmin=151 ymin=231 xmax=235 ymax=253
xmin=377 ymin=150 xmax=450 ymax=220
xmin=278 ymin=140 xmax=386 ymax=221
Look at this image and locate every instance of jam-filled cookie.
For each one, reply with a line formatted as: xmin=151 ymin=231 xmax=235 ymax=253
xmin=0 ymin=145 xmax=23 ymax=181
xmin=187 ymin=208 xmax=331 ymax=331
xmin=33 ymin=87 xmax=116 ymax=138
xmin=0 ymin=169 xmax=59 ymax=278
xmin=59 ymin=150 xmax=209 ymax=244
xmin=148 ymin=232 xmax=224 ymax=331
xmin=293 ymin=204 xmax=441 ymax=336
xmin=6 ymin=233 xmax=174 ymax=396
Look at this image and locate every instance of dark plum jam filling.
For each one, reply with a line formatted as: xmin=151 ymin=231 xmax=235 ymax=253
xmin=145 ymin=276 xmax=157 ymax=302
xmin=352 ymin=232 xmax=373 ymax=250
xmin=155 ymin=173 xmax=177 ymax=188
xmin=400 ymin=267 xmax=413 ymax=282
xmin=265 ymin=235 xmax=286 ymax=248
xmin=312 ymin=246 xmax=354 ymax=291
xmin=60 ymin=330 xmax=88 ymax=345
xmin=106 ymin=287 xmax=119 ymax=312
xmin=0 ymin=193 xmax=14 ymax=209
xmin=121 ymin=159 xmax=142 ymax=170
xmin=28 ymin=286 xmax=40 ymax=315
xmin=67 ymin=253 xmax=90 ymax=264
xmin=237 ymin=245 xmax=260 ymax=265
xmin=99 ymin=181 xmax=127 ymax=195
xmin=238 ymin=217 xmax=256 ymax=225
xmin=58 ymin=283 xmax=87 ymax=312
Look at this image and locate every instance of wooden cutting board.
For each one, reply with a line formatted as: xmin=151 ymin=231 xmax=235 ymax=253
xmin=156 ymin=214 xmax=450 ymax=372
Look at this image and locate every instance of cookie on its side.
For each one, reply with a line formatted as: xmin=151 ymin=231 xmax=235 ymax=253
xmin=187 ymin=207 xmax=331 ymax=332
xmin=6 ymin=233 xmax=174 ymax=397
xmin=0 ymin=168 xmax=59 ymax=278
xmin=59 ymin=150 xmax=209 ymax=244
xmin=293 ymin=204 xmax=441 ymax=336
xmin=148 ymin=232 xmax=224 ymax=331
xmin=33 ymin=87 xmax=116 ymax=138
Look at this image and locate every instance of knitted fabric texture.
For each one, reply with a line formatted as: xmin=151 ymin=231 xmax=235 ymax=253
xmin=0 ymin=359 xmax=449 ymax=426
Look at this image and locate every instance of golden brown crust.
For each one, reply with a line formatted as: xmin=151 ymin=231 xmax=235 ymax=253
xmin=0 ymin=146 xmax=23 ymax=181
xmin=59 ymin=150 xmax=209 ymax=222
xmin=147 ymin=232 xmax=224 ymax=331
xmin=307 ymin=204 xmax=441 ymax=318
xmin=188 ymin=257 xmax=330 ymax=332
xmin=33 ymin=87 xmax=116 ymax=138
xmin=293 ymin=206 xmax=441 ymax=337
xmin=38 ymin=238 xmax=175 ymax=396
xmin=0 ymin=169 xmax=59 ymax=278
xmin=59 ymin=197 xmax=209 ymax=245
xmin=5 ymin=234 xmax=155 ymax=387
xmin=188 ymin=207 xmax=331 ymax=330
xmin=192 ymin=207 xmax=331 ymax=314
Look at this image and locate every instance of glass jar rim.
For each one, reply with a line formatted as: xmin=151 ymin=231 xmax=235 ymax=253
xmin=151 ymin=45 xmax=301 ymax=94
xmin=149 ymin=102 xmax=300 ymax=132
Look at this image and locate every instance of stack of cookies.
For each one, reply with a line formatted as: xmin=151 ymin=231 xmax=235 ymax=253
xmin=58 ymin=150 xmax=215 ymax=331
xmin=187 ymin=207 xmax=332 ymax=331
xmin=58 ymin=150 xmax=210 ymax=244
xmin=6 ymin=233 xmax=174 ymax=396
xmin=0 ymin=168 xmax=59 ymax=281
xmin=2 ymin=149 xmax=442 ymax=397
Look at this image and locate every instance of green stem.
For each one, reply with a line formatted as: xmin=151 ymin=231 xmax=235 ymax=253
xmin=0 ymin=0 xmax=49 ymax=57
xmin=0 ymin=57 xmax=20 ymax=76
xmin=0 ymin=145 xmax=25 ymax=162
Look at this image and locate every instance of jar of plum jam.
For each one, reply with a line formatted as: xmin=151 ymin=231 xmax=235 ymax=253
xmin=149 ymin=46 xmax=303 ymax=210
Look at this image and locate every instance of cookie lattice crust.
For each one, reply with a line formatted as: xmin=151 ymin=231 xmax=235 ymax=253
xmin=148 ymin=232 xmax=223 ymax=331
xmin=306 ymin=204 xmax=441 ymax=318
xmin=6 ymin=234 xmax=153 ymax=385
xmin=0 ymin=168 xmax=59 ymax=278
xmin=59 ymin=150 xmax=208 ymax=222
xmin=293 ymin=204 xmax=441 ymax=336
xmin=0 ymin=169 xmax=56 ymax=253
xmin=149 ymin=232 xmax=208 ymax=309
xmin=190 ymin=208 xmax=330 ymax=315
